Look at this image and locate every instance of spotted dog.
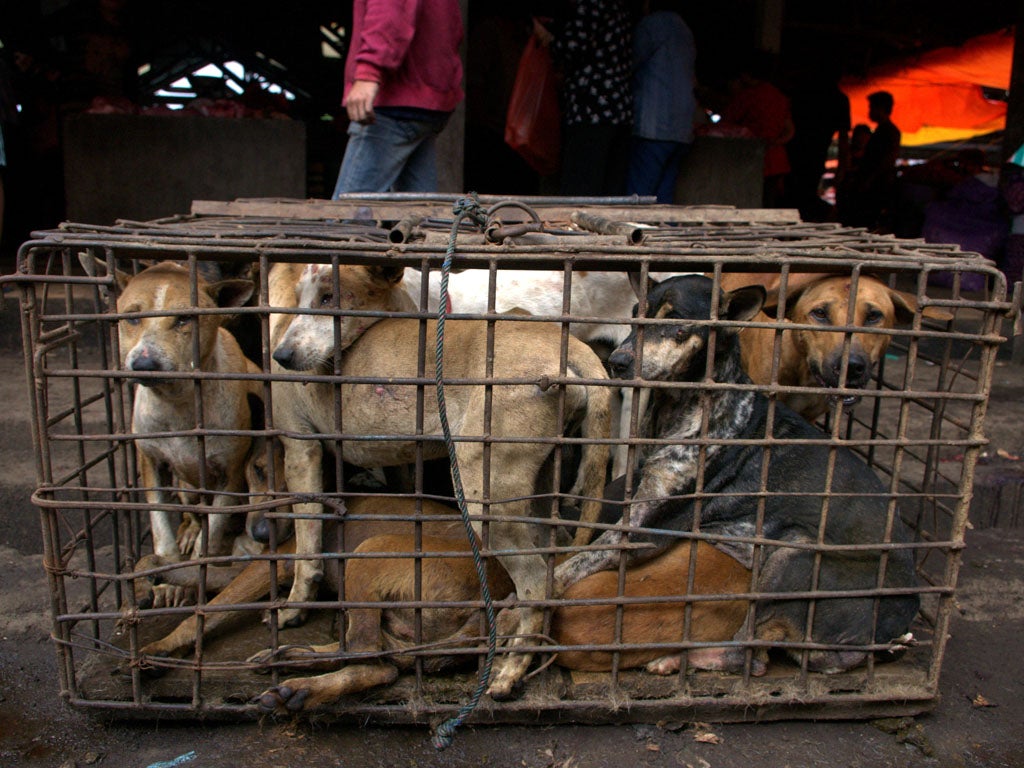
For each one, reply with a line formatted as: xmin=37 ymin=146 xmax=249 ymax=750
xmin=554 ymin=274 xmax=920 ymax=674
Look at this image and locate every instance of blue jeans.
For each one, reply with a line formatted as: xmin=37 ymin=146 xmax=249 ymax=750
xmin=625 ymin=138 xmax=691 ymax=204
xmin=332 ymin=110 xmax=451 ymax=196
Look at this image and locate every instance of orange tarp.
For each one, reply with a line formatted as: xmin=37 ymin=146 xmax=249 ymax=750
xmin=841 ymin=28 xmax=1013 ymax=146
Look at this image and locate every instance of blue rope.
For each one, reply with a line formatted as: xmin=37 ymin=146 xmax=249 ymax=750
xmin=432 ymin=195 xmax=497 ymax=750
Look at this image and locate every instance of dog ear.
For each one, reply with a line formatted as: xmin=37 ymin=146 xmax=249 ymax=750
xmin=627 ymin=271 xmax=657 ymax=301
xmin=207 ymin=279 xmax=255 ymax=309
xmin=723 ymin=285 xmax=766 ymax=322
xmin=888 ymin=288 xmax=954 ymax=324
xmin=78 ymin=251 xmax=132 ymax=293
xmin=367 ymin=264 xmax=407 ymax=286
xmin=760 ymin=276 xmax=825 ymax=317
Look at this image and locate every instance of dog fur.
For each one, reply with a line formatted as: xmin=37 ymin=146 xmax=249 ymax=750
xmin=553 ymin=274 xmax=920 ymax=674
xmin=266 ymin=262 xmax=612 ymax=698
xmin=139 ymin=495 xmax=749 ymax=714
xmin=82 ymin=257 xmax=262 ymax=571
xmin=401 ymin=267 xmax=684 ymax=475
xmin=715 ymin=272 xmax=953 ymax=422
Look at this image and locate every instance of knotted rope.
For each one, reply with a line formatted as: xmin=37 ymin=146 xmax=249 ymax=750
xmin=432 ymin=195 xmax=497 ymax=750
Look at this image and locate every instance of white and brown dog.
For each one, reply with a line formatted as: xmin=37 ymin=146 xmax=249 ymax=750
xmin=401 ymin=267 xmax=684 ymax=475
xmin=266 ymin=261 xmax=613 ymax=699
xmin=82 ymin=257 xmax=261 ymax=573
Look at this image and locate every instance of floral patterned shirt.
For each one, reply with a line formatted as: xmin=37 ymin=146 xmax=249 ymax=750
xmin=553 ymin=0 xmax=632 ymax=127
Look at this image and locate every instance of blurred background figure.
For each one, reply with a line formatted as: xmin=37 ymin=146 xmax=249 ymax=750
xmin=714 ymin=50 xmax=794 ymax=207
xmin=838 ymin=90 xmax=901 ymax=230
xmin=999 ymin=143 xmax=1024 ymax=285
xmin=624 ymin=0 xmax=696 ymax=204
xmin=784 ymin=63 xmax=850 ymax=222
xmin=464 ymin=11 xmax=538 ymax=195
xmin=536 ymin=0 xmax=633 ymax=196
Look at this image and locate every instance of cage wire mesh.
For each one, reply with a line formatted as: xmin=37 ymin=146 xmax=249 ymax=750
xmin=2 ymin=197 xmax=1016 ymax=726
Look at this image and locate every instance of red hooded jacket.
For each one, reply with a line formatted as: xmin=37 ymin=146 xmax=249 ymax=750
xmin=345 ymin=0 xmax=464 ymax=113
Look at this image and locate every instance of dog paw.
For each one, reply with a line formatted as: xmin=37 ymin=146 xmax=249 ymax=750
xmin=277 ymin=607 xmax=308 ymax=628
xmin=645 ymin=655 xmax=681 ymax=675
xmin=486 ymin=676 xmax=523 ymax=702
xmin=150 ymin=583 xmax=197 ymax=608
xmin=246 ymin=647 xmax=276 ymax=671
xmin=137 ymin=652 xmax=171 ymax=678
xmin=486 ymin=657 xmax=528 ymax=701
xmin=247 ymin=644 xmax=309 ymax=672
xmin=255 ymin=684 xmax=310 ymax=714
xmin=177 ymin=519 xmax=202 ymax=556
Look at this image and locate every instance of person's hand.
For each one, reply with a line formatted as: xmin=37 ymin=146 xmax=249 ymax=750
xmin=345 ymin=80 xmax=380 ymax=124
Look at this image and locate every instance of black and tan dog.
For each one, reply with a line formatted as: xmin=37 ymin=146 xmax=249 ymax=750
xmin=266 ymin=262 xmax=612 ymax=699
xmin=553 ymin=274 xmax=920 ymax=674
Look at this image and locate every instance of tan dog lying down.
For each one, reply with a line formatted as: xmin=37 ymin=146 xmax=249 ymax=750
xmin=139 ymin=497 xmax=749 ymax=714
xmin=266 ymin=262 xmax=612 ymax=699
xmin=716 ymin=272 xmax=953 ymax=421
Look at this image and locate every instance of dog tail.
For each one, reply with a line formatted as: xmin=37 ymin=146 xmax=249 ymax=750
xmin=566 ymin=344 xmax=613 ymax=548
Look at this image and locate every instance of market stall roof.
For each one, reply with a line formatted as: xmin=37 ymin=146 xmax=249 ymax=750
xmin=841 ymin=28 xmax=1013 ymax=147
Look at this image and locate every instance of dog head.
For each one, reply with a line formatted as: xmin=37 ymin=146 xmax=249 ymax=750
xmin=244 ymin=435 xmax=294 ymax=544
xmin=272 ymin=263 xmax=410 ymax=372
xmin=90 ymin=259 xmax=253 ymax=389
xmin=608 ymin=274 xmax=764 ymax=382
xmin=764 ymin=275 xmax=953 ymax=405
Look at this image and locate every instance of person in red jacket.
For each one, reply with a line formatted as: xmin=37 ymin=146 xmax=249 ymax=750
xmin=332 ymin=0 xmax=464 ymax=195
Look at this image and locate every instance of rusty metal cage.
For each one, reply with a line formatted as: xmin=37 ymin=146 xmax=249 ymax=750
xmin=3 ymin=196 xmax=1017 ymax=729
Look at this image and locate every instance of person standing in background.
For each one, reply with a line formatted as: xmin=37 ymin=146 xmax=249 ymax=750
xmin=839 ymin=90 xmax=901 ymax=230
xmin=784 ymin=64 xmax=851 ymax=221
xmin=535 ymin=0 xmax=633 ymax=197
xmin=332 ymin=0 xmax=464 ymax=196
xmin=716 ymin=50 xmax=794 ymax=207
xmin=625 ymin=0 xmax=696 ymax=204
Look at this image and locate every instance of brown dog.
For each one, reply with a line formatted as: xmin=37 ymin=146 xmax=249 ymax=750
xmin=138 ymin=502 xmax=748 ymax=714
xmin=81 ymin=257 xmax=262 ymax=574
xmin=252 ymin=535 xmax=749 ymax=714
xmin=717 ymin=272 xmax=952 ymax=421
xmin=137 ymin=496 xmax=508 ymax=663
xmin=266 ymin=262 xmax=612 ymax=699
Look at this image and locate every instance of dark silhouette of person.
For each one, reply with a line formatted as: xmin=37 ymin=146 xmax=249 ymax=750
xmin=785 ymin=65 xmax=850 ymax=221
xmin=839 ymin=90 xmax=901 ymax=230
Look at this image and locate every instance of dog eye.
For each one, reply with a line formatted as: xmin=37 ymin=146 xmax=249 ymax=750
xmin=252 ymin=464 xmax=266 ymax=481
xmin=864 ymin=308 xmax=884 ymax=325
xmin=122 ymin=316 xmax=140 ymax=326
xmin=320 ymin=293 xmax=334 ymax=307
xmin=809 ymin=307 xmax=829 ymax=323
xmin=174 ymin=315 xmax=191 ymax=328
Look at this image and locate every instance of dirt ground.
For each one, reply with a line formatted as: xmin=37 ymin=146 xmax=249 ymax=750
xmin=1 ymin=283 xmax=1023 ymax=768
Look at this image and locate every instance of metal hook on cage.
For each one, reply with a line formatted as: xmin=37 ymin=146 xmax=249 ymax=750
xmin=483 ymin=199 xmax=545 ymax=243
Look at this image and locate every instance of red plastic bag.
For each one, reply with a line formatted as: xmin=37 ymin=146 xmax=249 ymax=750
xmin=504 ymin=35 xmax=561 ymax=176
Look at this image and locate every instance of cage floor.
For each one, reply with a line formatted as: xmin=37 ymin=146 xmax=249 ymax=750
xmin=72 ymin=610 xmax=937 ymax=725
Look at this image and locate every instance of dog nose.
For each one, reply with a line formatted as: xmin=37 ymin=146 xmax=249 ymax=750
xmin=844 ymin=354 xmax=868 ymax=384
xmin=130 ymin=354 xmax=161 ymax=372
xmin=272 ymin=346 xmax=295 ymax=369
xmin=249 ymin=513 xmax=272 ymax=543
xmin=607 ymin=348 xmax=634 ymax=378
